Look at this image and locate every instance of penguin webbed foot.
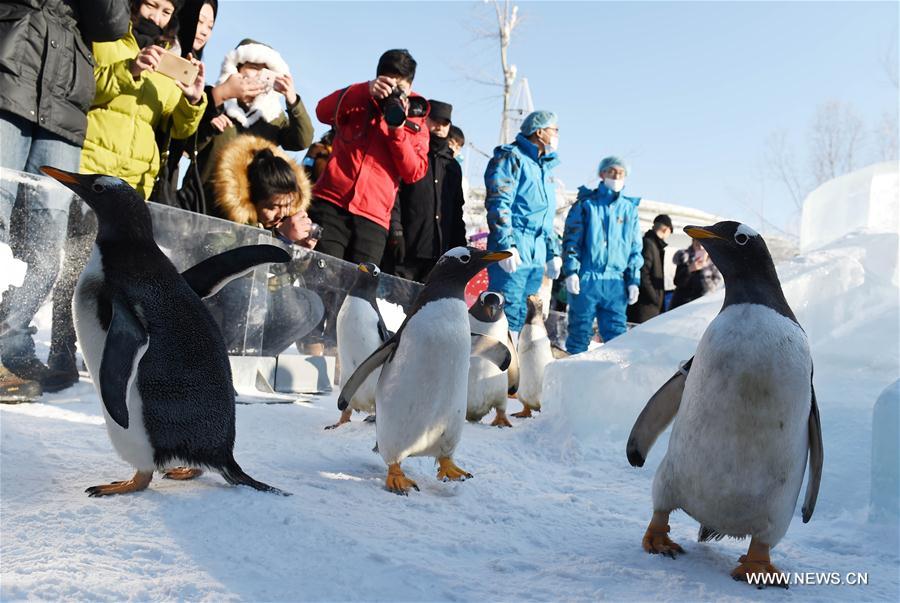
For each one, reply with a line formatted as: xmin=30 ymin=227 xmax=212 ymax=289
xmin=85 ymin=471 xmax=153 ymax=497
xmin=325 ymin=409 xmax=352 ymax=430
xmin=642 ymin=523 xmax=685 ymax=558
xmin=731 ymin=555 xmax=787 ymax=589
xmin=163 ymin=467 xmax=203 ymax=480
xmin=511 ymin=405 xmax=535 ymax=419
xmin=490 ymin=410 xmax=513 ymax=428
xmin=386 ymin=463 xmax=418 ymax=495
xmin=437 ymin=457 xmax=473 ymax=482
xmin=363 ymin=414 xmax=376 ymax=423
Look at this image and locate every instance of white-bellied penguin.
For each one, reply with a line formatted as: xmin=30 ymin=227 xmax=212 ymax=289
xmin=467 ymin=291 xmax=518 ymax=427
xmin=626 ymin=221 xmax=823 ymax=585
xmin=512 ymin=294 xmax=554 ymax=418
xmin=327 ymin=261 xmax=392 ymax=430
xmin=41 ymin=167 xmax=292 ymax=496
xmin=338 ymin=247 xmax=512 ymax=494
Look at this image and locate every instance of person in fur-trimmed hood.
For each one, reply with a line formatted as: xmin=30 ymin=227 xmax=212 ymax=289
xmin=176 ymin=37 xmax=314 ymax=218
xmin=208 ymin=134 xmax=324 ymax=358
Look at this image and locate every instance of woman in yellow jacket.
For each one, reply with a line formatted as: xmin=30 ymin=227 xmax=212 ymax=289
xmin=80 ymin=0 xmax=207 ymax=199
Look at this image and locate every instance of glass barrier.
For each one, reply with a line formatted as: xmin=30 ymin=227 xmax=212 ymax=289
xmin=1 ymin=168 xmax=423 ymax=359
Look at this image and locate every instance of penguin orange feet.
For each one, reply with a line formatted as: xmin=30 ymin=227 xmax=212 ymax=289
xmin=86 ymin=470 xmax=153 ymax=497
xmin=731 ymin=541 xmax=787 ymax=588
xmin=490 ymin=409 xmax=513 ymax=428
xmin=511 ymin=405 xmax=533 ymax=418
xmin=385 ymin=463 xmax=418 ymax=495
xmin=325 ymin=408 xmax=352 ymax=430
xmin=642 ymin=520 xmax=684 ymax=558
xmin=437 ymin=457 xmax=473 ymax=482
xmin=163 ymin=467 xmax=203 ymax=480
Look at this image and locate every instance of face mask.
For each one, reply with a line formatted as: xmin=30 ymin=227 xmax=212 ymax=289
xmin=133 ymin=17 xmax=164 ymax=49
xmin=603 ymin=177 xmax=625 ymax=193
xmin=544 ymin=134 xmax=559 ymax=153
xmin=455 ymin=154 xmax=464 ymax=166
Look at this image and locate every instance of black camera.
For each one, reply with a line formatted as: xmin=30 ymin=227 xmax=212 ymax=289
xmin=380 ymin=86 xmax=408 ymax=127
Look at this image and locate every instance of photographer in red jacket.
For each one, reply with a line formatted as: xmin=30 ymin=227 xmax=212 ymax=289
xmin=308 ymin=49 xmax=430 ymax=264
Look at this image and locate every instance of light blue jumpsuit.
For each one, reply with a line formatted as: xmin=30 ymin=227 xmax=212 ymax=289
xmin=484 ymin=133 xmax=560 ymax=332
xmin=562 ymin=184 xmax=643 ymax=352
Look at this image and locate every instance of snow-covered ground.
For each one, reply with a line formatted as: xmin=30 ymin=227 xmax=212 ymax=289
xmin=2 ymin=227 xmax=898 ymax=601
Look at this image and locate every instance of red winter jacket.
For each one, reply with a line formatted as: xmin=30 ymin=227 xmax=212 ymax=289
xmin=311 ymin=82 xmax=430 ymax=230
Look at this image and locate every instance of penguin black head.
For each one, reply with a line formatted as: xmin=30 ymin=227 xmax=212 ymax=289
xmin=525 ymin=294 xmax=544 ymax=324
xmin=349 ymin=262 xmax=382 ymax=300
xmin=685 ymin=221 xmax=796 ymax=322
xmin=470 ymin=291 xmax=505 ymax=322
xmin=428 ymin=247 xmax=511 ymax=286
xmin=683 ymin=221 xmax=773 ymax=283
xmin=40 ymin=167 xmax=153 ymax=242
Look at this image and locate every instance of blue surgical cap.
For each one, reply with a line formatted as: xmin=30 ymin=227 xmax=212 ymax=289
xmin=597 ymin=156 xmax=628 ymax=176
xmin=520 ymin=110 xmax=558 ymax=136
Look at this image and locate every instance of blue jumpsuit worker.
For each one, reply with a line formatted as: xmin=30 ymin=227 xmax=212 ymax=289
xmin=562 ymin=156 xmax=643 ymax=352
xmin=484 ymin=110 xmax=562 ymax=335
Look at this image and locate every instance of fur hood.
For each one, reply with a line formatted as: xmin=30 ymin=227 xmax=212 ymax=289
xmin=217 ymin=40 xmax=291 ymax=128
xmin=214 ymin=135 xmax=311 ymax=226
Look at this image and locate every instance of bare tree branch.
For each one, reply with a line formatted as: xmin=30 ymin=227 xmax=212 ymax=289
xmin=764 ymin=129 xmax=805 ymax=210
xmin=808 ymin=100 xmax=865 ymax=187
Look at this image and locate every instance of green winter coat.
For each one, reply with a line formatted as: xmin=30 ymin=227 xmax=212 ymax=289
xmin=80 ymin=29 xmax=207 ymax=200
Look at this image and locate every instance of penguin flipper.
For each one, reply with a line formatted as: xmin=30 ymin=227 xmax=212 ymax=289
xmin=506 ymin=331 xmax=520 ymax=395
xmin=181 ymin=245 xmax=291 ymax=299
xmin=100 ymin=297 xmax=149 ymax=429
xmin=802 ymin=380 xmax=823 ymax=523
xmin=626 ymin=357 xmax=693 ymax=467
xmin=377 ymin=315 xmax=393 ymax=343
xmin=470 ymin=334 xmax=512 ymax=372
xmin=337 ymin=339 xmax=398 ymax=411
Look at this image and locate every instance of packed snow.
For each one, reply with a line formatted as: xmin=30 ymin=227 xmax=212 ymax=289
xmin=2 ymin=166 xmax=899 ymax=600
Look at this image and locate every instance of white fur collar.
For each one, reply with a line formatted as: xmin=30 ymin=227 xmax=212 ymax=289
xmin=217 ymin=42 xmax=292 ymax=128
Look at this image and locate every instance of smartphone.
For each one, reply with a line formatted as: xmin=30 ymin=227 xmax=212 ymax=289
xmin=257 ymin=68 xmax=279 ymax=91
xmin=156 ymin=52 xmax=199 ymax=86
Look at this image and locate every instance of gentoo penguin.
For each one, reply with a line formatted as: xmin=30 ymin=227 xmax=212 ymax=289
xmin=467 ymin=291 xmax=519 ymax=427
xmin=41 ymin=167 xmax=291 ymax=496
xmin=338 ymin=247 xmax=512 ymax=494
xmin=327 ymin=262 xmax=391 ymax=430
xmin=512 ymin=295 xmax=554 ymax=418
xmin=626 ymin=221 xmax=823 ymax=585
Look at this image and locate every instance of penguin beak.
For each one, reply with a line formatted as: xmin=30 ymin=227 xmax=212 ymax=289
xmin=358 ymin=264 xmax=370 ymax=274
xmin=40 ymin=166 xmax=91 ymax=204
xmin=684 ymin=225 xmax=724 ymax=241
xmin=481 ymin=251 xmax=512 ymax=262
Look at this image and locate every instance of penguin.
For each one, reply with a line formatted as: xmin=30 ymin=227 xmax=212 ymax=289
xmin=41 ymin=167 xmax=291 ymax=497
xmin=512 ymin=295 xmax=554 ymax=418
xmin=327 ymin=262 xmax=391 ymax=430
xmin=338 ymin=247 xmax=512 ymax=494
xmin=467 ymin=291 xmax=519 ymax=427
xmin=626 ymin=221 xmax=823 ymax=585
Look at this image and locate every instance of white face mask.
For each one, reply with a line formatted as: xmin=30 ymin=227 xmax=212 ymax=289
xmin=603 ymin=177 xmax=625 ymax=193
xmin=544 ymin=134 xmax=558 ymax=153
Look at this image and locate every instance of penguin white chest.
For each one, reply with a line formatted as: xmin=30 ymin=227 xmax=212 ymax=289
xmin=73 ymin=245 xmax=155 ymax=471
xmin=376 ymin=298 xmax=470 ymax=464
xmin=518 ymin=321 xmax=553 ymax=407
xmin=660 ymin=303 xmax=812 ymax=543
xmin=467 ymin=315 xmax=508 ymax=418
xmin=336 ymin=295 xmax=382 ymax=412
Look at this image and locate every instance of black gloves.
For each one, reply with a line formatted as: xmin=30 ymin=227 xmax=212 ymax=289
xmin=388 ymin=230 xmax=405 ymax=264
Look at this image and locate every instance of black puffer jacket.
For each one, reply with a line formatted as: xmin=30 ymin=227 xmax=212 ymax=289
xmin=391 ymin=133 xmax=467 ymax=260
xmin=0 ymin=0 xmax=130 ymax=146
xmin=627 ymin=229 xmax=667 ymax=324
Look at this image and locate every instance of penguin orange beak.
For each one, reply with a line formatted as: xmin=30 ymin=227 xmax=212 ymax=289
xmin=40 ymin=166 xmax=81 ymax=186
xmin=482 ymin=251 xmax=512 ymax=262
xmin=684 ymin=226 xmax=725 ymax=241
xmin=358 ymin=264 xmax=370 ymax=274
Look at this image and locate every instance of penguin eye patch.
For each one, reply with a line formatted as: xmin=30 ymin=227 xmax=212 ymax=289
xmin=734 ymin=233 xmax=750 ymax=246
xmin=92 ymin=183 xmax=106 ymax=193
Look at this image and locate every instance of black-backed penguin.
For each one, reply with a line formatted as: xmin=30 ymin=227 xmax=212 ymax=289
xmin=467 ymin=291 xmax=519 ymax=427
xmin=327 ymin=262 xmax=391 ymax=430
xmin=41 ymin=167 xmax=291 ymax=496
xmin=626 ymin=221 xmax=823 ymax=585
xmin=512 ymin=295 xmax=554 ymax=418
xmin=338 ymin=247 xmax=512 ymax=494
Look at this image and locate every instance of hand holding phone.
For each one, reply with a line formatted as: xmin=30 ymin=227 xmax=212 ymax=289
xmin=157 ymin=51 xmax=200 ymax=87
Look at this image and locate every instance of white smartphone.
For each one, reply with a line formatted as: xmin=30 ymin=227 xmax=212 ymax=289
xmin=257 ymin=68 xmax=279 ymax=91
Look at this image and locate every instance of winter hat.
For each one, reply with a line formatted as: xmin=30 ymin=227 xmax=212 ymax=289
xmin=520 ymin=110 xmax=557 ymax=136
xmin=428 ymin=100 xmax=452 ymax=123
xmin=218 ymin=39 xmax=292 ymax=128
xmin=597 ymin=156 xmax=628 ymax=176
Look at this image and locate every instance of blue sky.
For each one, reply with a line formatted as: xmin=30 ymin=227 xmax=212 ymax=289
xmin=201 ymin=1 xmax=898 ymax=233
